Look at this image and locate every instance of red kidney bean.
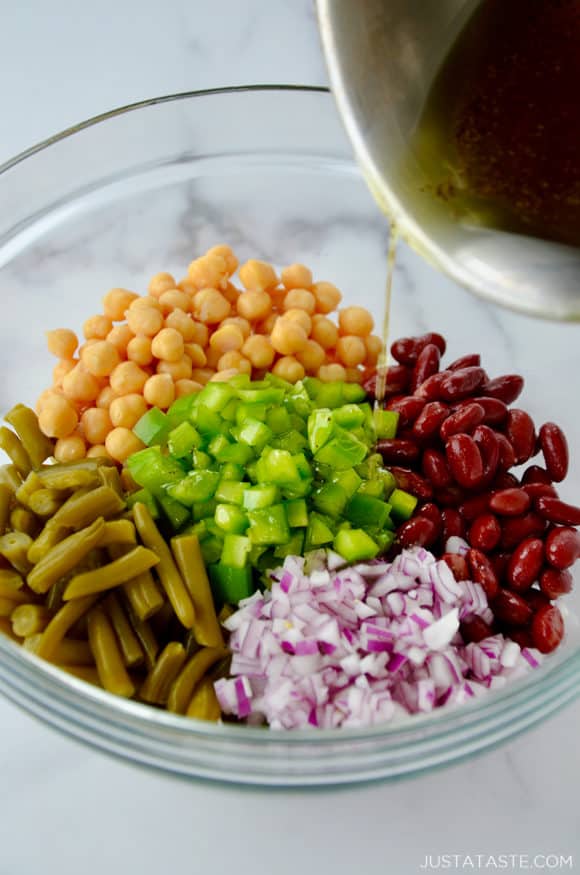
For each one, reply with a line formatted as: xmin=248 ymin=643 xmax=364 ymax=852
xmin=504 ymin=627 xmax=533 ymax=649
xmin=471 ymin=396 xmax=508 ymax=426
xmin=441 ymin=508 xmax=466 ymax=542
xmin=469 ymin=513 xmax=502 ymax=552
xmin=489 ymin=488 xmax=531 ymax=517
xmin=521 ymin=483 xmax=558 ymax=501
xmin=494 ymin=433 xmax=517 ymax=470
xmin=397 ymin=516 xmax=439 ymax=549
xmin=492 ymin=471 xmax=520 ymax=490
xmin=417 ymin=502 xmax=443 ymax=536
xmin=459 ymin=492 xmax=492 ymax=522
xmin=390 ymin=333 xmax=446 ymax=366
xmin=447 ymin=353 xmax=481 ymax=371
xmin=442 ymin=552 xmax=470 ymax=581
xmin=506 ymin=537 xmax=544 ymax=592
xmin=376 ymin=438 xmax=420 ymax=465
xmin=500 ymin=512 xmax=546 ymax=550
xmin=531 ymin=603 xmax=565 ymax=653
xmin=521 ymin=465 xmax=552 ymax=485
xmin=467 ymin=548 xmax=499 ymax=599
xmin=364 ymin=365 xmax=411 ymax=400
xmin=490 ymin=551 xmax=512 ymax=582
xmin=506 ymin=409 xmax=536 ymax=465
xmin=460 ymin=616 xmax=494 ymax=643
xmin=539 ymin=567 xmax=573 ymax=599
xmin=389 ymin=467 xmax=433 ymax=501
xmin=492 ymin=589 xmax=533 ymax=626
xmin=386 ymin=395 xmax=426 ymax=427
xmin=440 ymin=403 xmax=485 ymax=440
xmin=446 ymin=434 xmax=484 ymax=489
xmin=481 ymin=374 xmax=524 ymax=404
xmin=422 ymin=448 xmax=453 ymax=489
xmin=523 ymin=588 xmax=550 ymax=613
xmin=439 ymin=367 xmax=486 ymax=401
xmin=545 ymin=527 xmax=580 ymax=570
xmin=472 ymin=425 xmax=500 ymax=486
xmin=410 ymin=344 xmax=441 ymax=393
xmin=415 ymin=372 xmax=447 ymax=401
xmin=539 ymin=422 xmax=569 ymax=482
xmin=434 ymin=486 xmax=465 ymax=508
xmin=536 ymin=496 xmax=580 ymax=526
xmin=412 ymin=401 xmax=449 ymax=441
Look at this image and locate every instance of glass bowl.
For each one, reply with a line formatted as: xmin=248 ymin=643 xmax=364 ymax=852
xmin=0 ymin=86 xmax=579 ymax=787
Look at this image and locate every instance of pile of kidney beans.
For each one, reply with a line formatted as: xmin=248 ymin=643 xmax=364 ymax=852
xmin=365 ymin=332 xmax=580 ymax=655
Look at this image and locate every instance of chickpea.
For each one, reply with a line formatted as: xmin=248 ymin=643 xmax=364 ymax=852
xmin=158 ymin=289 xmax=191 ymax=315
xmin=269 ymin=288 xmax=287 ymax=312
xmin=187 ymin=255 xmax=229 ymax=291
xmin=338 ymin=306 xmax=374 ymax=337
xmin=211 ymin=368 xmax=239 ymax=383
xmin=205 ymin=345 xmax=222 ymax=369
xmin=109 ymin=394 xmax=148 ymax=429
xmin=54 ymin=433 xmax=86 ymax=463
xmin=177 ymin=277 xmax=197 ymax=295
xmin=271 ymin=317 xmax=308 ymax=355
xmin=190 ymin=321 xmax=209 ymax=347
xmin=183 ymin=343 xmax=207 ymax=368
xmin=46 ymin=329 xmax=78 ymax=360
xmin=165 ymin=309 xmax=197 ymax=341
xmin=191 ymin=288 xmax=231 ymax=324
xmin=127 ymin=305 xmax=164 ymax=338
xmin=175 ymin=379 xmax=203 ymax=398
xmin=157 ymin=356 xmax=192 ymax=381
xmin=105 ymin=428 xmax=145 ymax=463
xmin=102 ymin=288 xmax=139 ymax=321
xmin=143 ymin=374 xmax=175 ymax=409
xmin=83 ymin=314 xmax=113 ymax=341
xmin=221 ymin=316 xmax=251 ymax=339
xmin=81 ymin=340 xmax=121 ymax=377
xmin=38 ymin=395 xmax=79 ymax=439
xmin=36 ymin=388 xmax=59 ymax=415
xmin=96 ymin=385 xmax=118 ymax=409
xmin=109 ymin=361 xmax=149 ymax=396
xmin=217 ymin=351 xmax=252 ymax=375
xmin=209 ymin=324 xmax=244 ymax=354
xmin=318 ymin=363 xmax=347 ymax=383
xmin=310 ymin=314 xmax=339 ymax=349
xmin=53 ymin=358 xmax=77 ymax=387
xmin=237 ymin=290 xmax=272 ymax=322
xmin=151 ymin=327 xmax=184 ymax=363
xmin=242 ymin=334 xmax=275 ymax=369
xmin=257 ymin=313 xmax=278 ymax=335
xmin=191 ymin=368 xmax=216 ymax=385
xmin=81 ymin=407 xmax=112 ymax=445
xmin=312 ymin=281 xmax=342 ymax=314
xmin=87 ymin=444 xmax=109 ymax=459
xmin=206 ymin=244 xmax=238 ymax=275
xmin=126 ymin=335 xmax=154 ymax=367
xmin=272 ymin=356 xmax=305 ymax=383
xmin=336 ymin=335 xmax=367 ymax=368
xmin=148 ymin=272 xmax=176 ymax=298
xmin=221 ymin=282 xmax=240 ymax=306
xmin=296 ymin=339 xmax=326 ymax=374
xmin=282 ymin=288 xmax=316 ymax=315
xmin=62 ymin=364 xmax=101 ymax=403
xmin=129 ymin=295 xmax=162 ymax=313
xmin=345 ymin=367 xmax=364 ymax=384
xmin=106 ymin=323 xmax=134 ymax=356
xmin=281 ymin=263 xmax=313 ymax=291
xmin=238 ymin=259 xmax=278 ymax=292
xmin=365 ymin=334 xmax=383 ymax=366
xmin=282 ymin=308 xmax=312 ymax=335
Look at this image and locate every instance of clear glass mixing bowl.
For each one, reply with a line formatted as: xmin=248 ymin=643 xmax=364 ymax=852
xmin=0 ymin=86 xmax=578 ymax=786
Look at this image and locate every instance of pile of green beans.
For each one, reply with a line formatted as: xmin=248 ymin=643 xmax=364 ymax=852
xmin=0 ymin=404 xmax=228 ymax=719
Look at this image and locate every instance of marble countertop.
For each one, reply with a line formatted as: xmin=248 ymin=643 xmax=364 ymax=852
xmin=1 ymin=2 xmax=579 ymax=873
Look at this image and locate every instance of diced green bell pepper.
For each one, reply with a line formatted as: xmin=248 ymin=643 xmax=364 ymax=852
xmin=221 ymin=534 xmax=252 ymax=568
xmin=345 ymin=493 xmax=392 ymax=529
xmin=247 ymin=504 xmax=290 ymax=545
xmin=313 ymin=483 xmax=348 ymax=518
xmin=284 ymin=498 xmax=308 ymax=528
xmin=133 ymin=408 xmax=171 ymax=446
xmin=242 ymin=484 xmax=280 ymax=511
xmin=314 ymin=429 xmax=368 ymax=469
xmin=127 ymin=446 xmax=185 ymax=498
xmin=308 ymin=408 xmax=334 ymax=454
xmin=167 ymin=421 xmax=202 ymax=458
xmin=214 ymin=504 xmax=249 ymax=534
xmin=389 ymin=488 xmax=418 ymax=521
xmin=334 ymin=528 xmax=379 ymax=562
xmin=166 ymin=470 xmax=220 ymax=506
xmin=214 ymin=481 xmax=248 ymax=506
xmin=126 ymin=488 xmax=159 ymax=519
xmin=373 ymin=408 xmax=399 ymax=440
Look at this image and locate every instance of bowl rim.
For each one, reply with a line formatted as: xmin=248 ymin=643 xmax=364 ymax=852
xmin=0 ymin=83 xmax=579 ymax=752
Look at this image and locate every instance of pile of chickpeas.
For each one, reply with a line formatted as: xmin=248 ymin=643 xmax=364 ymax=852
xmin=36 ymin=245 xmax=381 ymax=464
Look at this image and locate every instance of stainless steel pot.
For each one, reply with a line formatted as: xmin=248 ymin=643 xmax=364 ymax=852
xmin=317 ymin=0 xmax=580 ymax=321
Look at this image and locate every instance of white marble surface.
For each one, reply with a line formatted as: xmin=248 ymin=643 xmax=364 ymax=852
xmin=1 ymin=2 xmax=579 ymax=873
